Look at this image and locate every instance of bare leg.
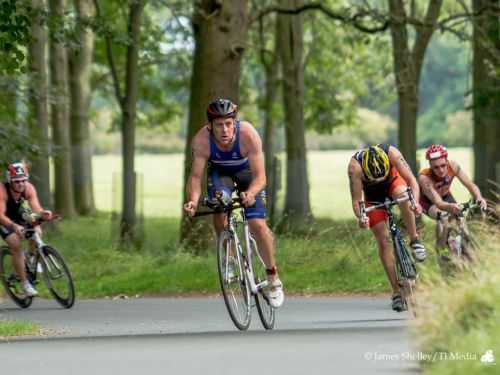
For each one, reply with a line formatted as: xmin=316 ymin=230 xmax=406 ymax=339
xmin=371 ymin=221 xmax=399 ymax=294
xmin=248 ymin=219 xmax=278 ymax=281
xmin=4 ymin=233 xmax=28 ymax=283
xmin=392 ymin=187 xmax=419 ymax=242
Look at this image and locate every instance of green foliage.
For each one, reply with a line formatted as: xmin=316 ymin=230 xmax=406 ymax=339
xmin=417 ymin=36 xmax=469 ymax=147
xmin=0 ymin=0 xmax=31 ymax=74
xmin=91 ymin=1 xmax=192 ymax=134
xmin=0 ymin=123 xmax=37 ymax=165
xmin=413 ymin=224 xmax=500 ymax=375
xmin=303 ymin=12 xmax=393 ymax=133
xmin=39 ymin=213 xmax=390 ymax=297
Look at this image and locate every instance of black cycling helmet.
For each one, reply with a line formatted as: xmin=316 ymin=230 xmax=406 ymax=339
xmin=206 ymin=98 xmax=238 ymax=122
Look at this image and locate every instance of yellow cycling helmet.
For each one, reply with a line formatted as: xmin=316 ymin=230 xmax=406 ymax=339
xmin=361 ymin=145 xmax=390 ymax=181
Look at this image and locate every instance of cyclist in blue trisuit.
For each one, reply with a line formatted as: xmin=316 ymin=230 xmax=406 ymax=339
xmin=0 ymin=161 xmax=53 ymax=297
xmin=183 ymin=98 xmax=284 ymax=308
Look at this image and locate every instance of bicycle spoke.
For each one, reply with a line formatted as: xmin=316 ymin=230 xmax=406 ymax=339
xmin=40 ymin=246 xmax=75 ymax=309
xmin=250 ymin=236 xmax=275 ymax=329
xmin=217 ymin=231 xmax=251 ymax=330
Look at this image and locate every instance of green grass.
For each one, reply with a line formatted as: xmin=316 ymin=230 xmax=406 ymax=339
xmin=28 ymin=213 xmax=395 ymax=298
xmin=413 ymin=223 xmax=500 ymax=375
xmin=0 ymin=319 xmax=40 ymax=338
xmin=92 ymin=148 xmax=474 ymax=218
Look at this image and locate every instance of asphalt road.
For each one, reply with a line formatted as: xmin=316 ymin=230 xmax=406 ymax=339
xmin=0 ymin=296 xmax=420 ymax=374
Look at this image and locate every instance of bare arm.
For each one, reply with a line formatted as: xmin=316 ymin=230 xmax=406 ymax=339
xmin=0 ymin=184 xmax=13 ymax=228
xmin=186 ymin=136 xmax=208 ymax=205
xmin=389 ymin=147 xmax=420 ymax=203
xmin=0 ymin=185 xmax=24 ymax=235
xmin=348 ymin=159 xmax=364 ymax=219
xmin=451 ymin=160 xmax=484 ymax=202
xmin=243 ymin=124 xmax=266 ymax=196
xmin=418 ymin=174 xmax=445 ymax=209
xmin=25 ymin=183 xmax=44 ymax=214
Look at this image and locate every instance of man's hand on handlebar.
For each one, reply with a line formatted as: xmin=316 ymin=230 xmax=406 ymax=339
xmin=358 ymin=215 xmax=369 ymax=229
xmin=240 ymin=191 xmax=256 ymax=207
xmin=40 ymin=210 xmax=53 ymax=221
xmin=13 ymin=223 xmax=24 ymax=237
xmin=444 ymin=202 xmax=462 ymax=216
xmin=184 ymin=201 xmax=197 ymax=217
xmin=476 ymin=197 xmax=487 ymax=211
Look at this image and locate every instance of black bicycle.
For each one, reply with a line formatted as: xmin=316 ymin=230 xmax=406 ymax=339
xmin=0 ymin=214 xmax=75 ymax=309
xmin=360 ymin=188 xmax=418 ymax=314
xmin=194 ymin=196 xmax=275 ymax=330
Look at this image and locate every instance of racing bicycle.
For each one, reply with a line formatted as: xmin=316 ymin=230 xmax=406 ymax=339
xmin=360 ymin=188 xmax=418 ymax=314
xmin=194 ymin=195 xmax=275 ymax=330
xmin=0 ymin=213 xmax=75 ymax=309
xmin=436 ymin=200 xmax=482 ymax=272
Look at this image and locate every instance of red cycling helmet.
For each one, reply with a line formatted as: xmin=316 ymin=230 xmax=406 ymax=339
xmin=425 ymin=144 xmax=448 ymax=161
xmin=7 ymin=161 xmax=29 ymax=182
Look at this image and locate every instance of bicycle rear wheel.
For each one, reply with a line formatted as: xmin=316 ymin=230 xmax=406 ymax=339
xmin=39 ymin=246 xmax=75 ymax=308
xmin=250 ymin=236 xmax=275 ymax=330
xmin=217 ymin=231 xmax=251 ymax=330
xmin=0 ymin=247 xmax=33 ymax=308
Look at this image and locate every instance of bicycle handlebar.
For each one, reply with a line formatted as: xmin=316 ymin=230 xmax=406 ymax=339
xmin=359 ymin=188 xmax=416 ymax=222
xmin=193 ymin=196 xmax=244 ymax=217
xmin=437 ymin=200 xmax=483 ymax=220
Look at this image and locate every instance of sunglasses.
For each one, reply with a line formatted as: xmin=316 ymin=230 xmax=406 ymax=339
xmin=431 ymin=163 xmax=447 ymax=170
xmin=12 ymin=179 xmax=27 ymax=185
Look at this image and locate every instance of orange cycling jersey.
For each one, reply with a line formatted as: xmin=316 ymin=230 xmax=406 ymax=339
xmin=419 ymin=164 xmax=456 ymax=197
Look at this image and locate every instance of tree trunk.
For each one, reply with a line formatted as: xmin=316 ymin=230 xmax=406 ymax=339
xmin=49 ymin=0 xmax=76 ymax=218
xmin=388 ymin=0 xmax=443 ymax=173
xmin=180 ymin=0 xmax=248 ymax=246
xmin=28 ymin=0 xmax=52 ymax=208
xmin=69 ymin=0 xmax=96 ymax=215
xmin=261 ymin=18 xmax=280 ymax=226
xmin=473 ymin=0 xmax=500 ymax=200
xmin=277 ymin=0 xmax=312 ymax=230
xmin=119 ymin=0 xmax=145 ymax=243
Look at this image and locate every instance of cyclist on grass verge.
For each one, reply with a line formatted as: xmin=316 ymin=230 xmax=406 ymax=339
xmin=348 ymin=144 xmax=426 ymax=312
xmin=0 ymin=161 xmax=53 ymax=296
xmin=418 ymin=144 xmax=487 ymax=250
xmin=183 ymin=98 xmax=284 ymax=308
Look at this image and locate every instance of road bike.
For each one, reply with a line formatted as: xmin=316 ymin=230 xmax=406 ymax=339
xmin=0 ymin=213 xmax=75 ymax=309
xmin=435 ymin=200 xmax=482 ymax=273
xmin=194 ymin=196 xmax=275 ymax=330
xmin=360 ymin=188 xmax=418 ymax=314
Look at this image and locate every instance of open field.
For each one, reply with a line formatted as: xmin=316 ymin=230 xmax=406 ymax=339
xmin=93 ymin=148 xmax=474 ymax=218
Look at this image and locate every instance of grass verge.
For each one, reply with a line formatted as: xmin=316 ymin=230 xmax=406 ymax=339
xmin=15 ymin=212 xmax=393 ymax=298
xmin=413 ymin=221 xmax=500 ymax=374
xmin=0 ymin=319 xmax=40 ymax=338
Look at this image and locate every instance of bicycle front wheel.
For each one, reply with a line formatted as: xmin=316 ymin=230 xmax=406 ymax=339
xmin=217 ymin=231 xmax=251 ymax=330
xmin=39 ymin=246 xmax=75 ymax=309
xmin=0 ymin=247 xmax=33 ymax=308
xmin=250 ymin=236 xmax=275 ymax=330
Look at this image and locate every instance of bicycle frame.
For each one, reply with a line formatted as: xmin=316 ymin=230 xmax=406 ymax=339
xmin=437 ymin=201 xmax=480 ymax=259
xmin=361 ymin=194 xmax=417 ymax=279
xmin=24 ymin=229 xmax=52 ymax=274
xmin=226 ymin=208 xmax=268 ymax=296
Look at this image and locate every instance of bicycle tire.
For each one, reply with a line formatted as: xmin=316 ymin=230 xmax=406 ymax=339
xmin=0 ymin=247 xmax=33 ymax=308
xmin=39 ymin=246 xmax=75 ymax=309
xmin=217 ymin=231 xmax=251 ymax=330
xmin=250 ymin=236 xmax=275 ymax=330
xmin=393 ymin=237 xmax=417 ymax=316
xmin=394 ymin=237 xmax=416 ymax=280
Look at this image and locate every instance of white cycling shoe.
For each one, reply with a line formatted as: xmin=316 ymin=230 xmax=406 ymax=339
xmin=266 ymin=278 xmax=284 ymax=308
xmin=21 ymin=280 xmax=38 ymax=297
